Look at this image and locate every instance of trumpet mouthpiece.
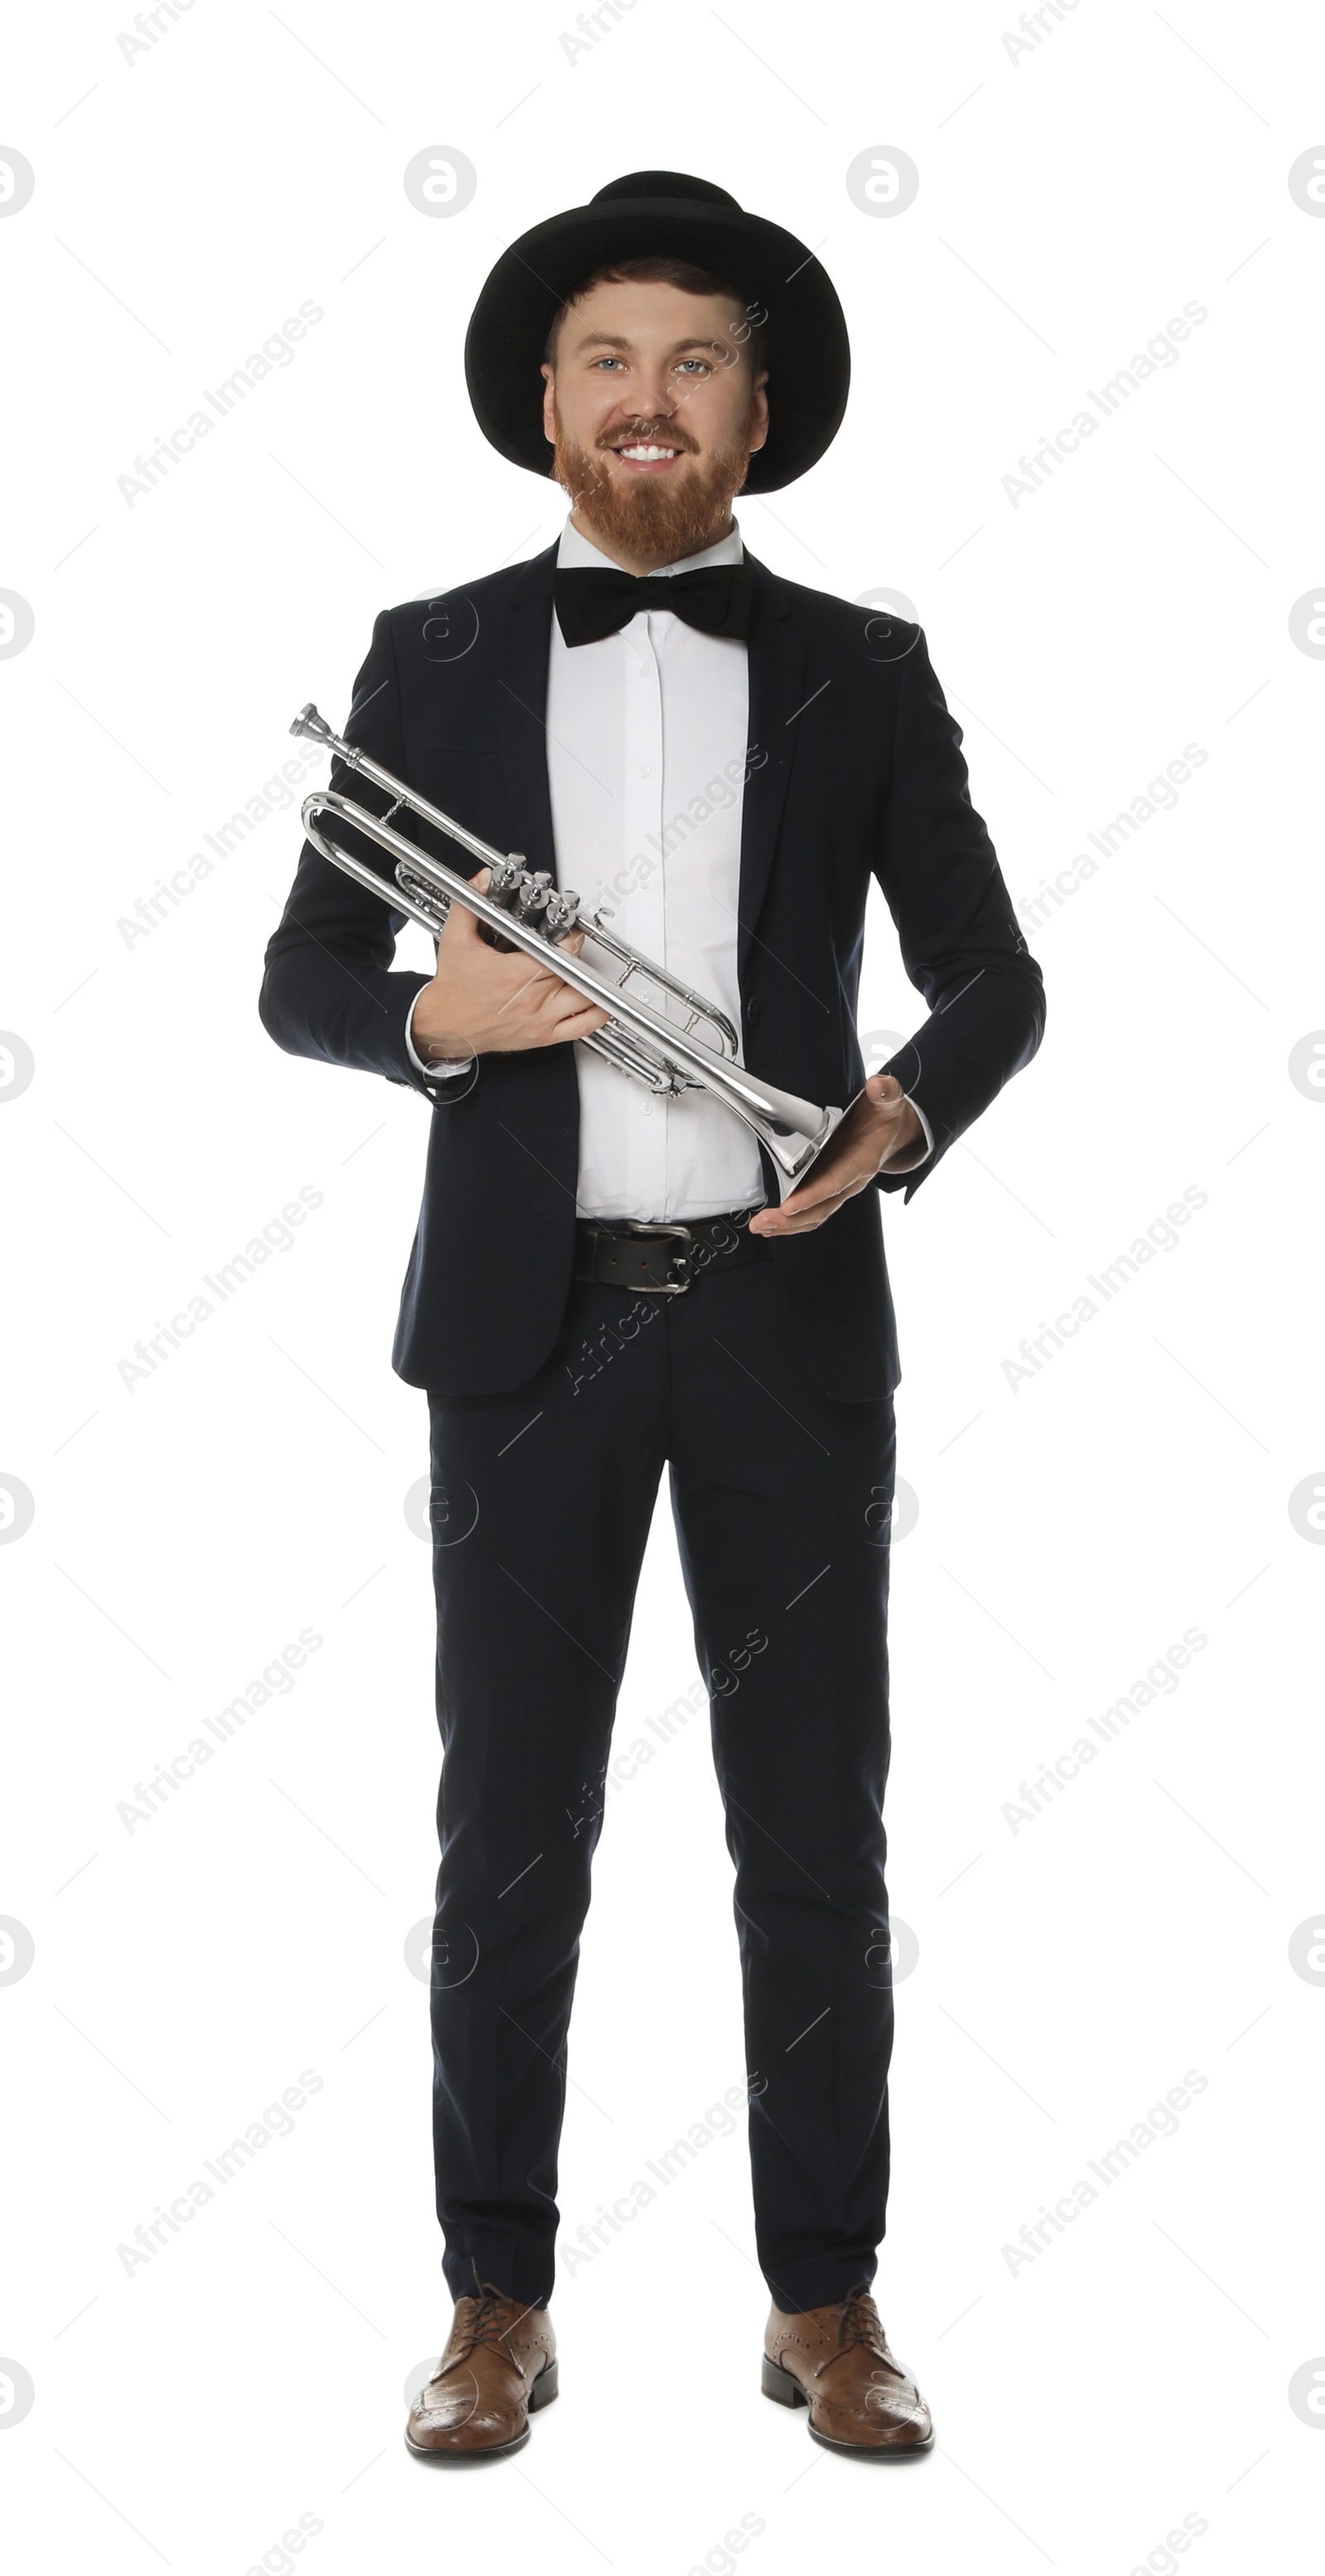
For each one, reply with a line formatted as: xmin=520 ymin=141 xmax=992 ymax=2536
xmin=290 ymin=702 xmax=334 ymax=742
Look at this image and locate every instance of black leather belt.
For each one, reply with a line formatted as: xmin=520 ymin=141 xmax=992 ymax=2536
xmin=572 ymin=1205 xmax=770 ymax=1296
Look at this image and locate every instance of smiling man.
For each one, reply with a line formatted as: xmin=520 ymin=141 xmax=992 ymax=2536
xmin=542 ymin=269 xmax=770 ymax=560
xmin=259 ymin=171 xmax=1046 ymax=2465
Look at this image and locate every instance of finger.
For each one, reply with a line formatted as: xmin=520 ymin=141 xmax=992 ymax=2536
xmin=548 ymin=1005 xmax=611 ymax=1043
xmin=754 ymin=1164 xmax=865 ymax=1224
xmin=547 ymin=977 xmax=610 ymax=1024
xmin=526 ymin=977 xmax=595 ymax=1030
xmin=441 ymin=867 xmax=492 ymax=939
xmin=835 ymin=1092 xmax=904 ymax=1153
xmin=782 ymin=1175 xmax=846 ymax=1215
xmin=550 ymin=998 xmax=610 ymax=1032
xmin=750 ymin=1177 xmax=856 ymax=1229
xmin=493 ymin=963 xmax=566 ymax=1025
xmin=545 ymin=959 xmax=608 ymax=1018
xmin=499 ymin=943 xmax=588 ymax=998
xmin=754 ymin=1190 xmax=851 ymax=1234
xmin=754 ymin=1179 xmax=853 ymax=1223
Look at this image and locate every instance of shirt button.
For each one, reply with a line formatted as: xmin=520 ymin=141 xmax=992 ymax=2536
xmin=639 ymin=765 xmax=650 ymax=779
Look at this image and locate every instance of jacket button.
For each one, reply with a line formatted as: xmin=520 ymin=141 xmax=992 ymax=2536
xmin=744 ymin=996 xmax=761 ymax=1028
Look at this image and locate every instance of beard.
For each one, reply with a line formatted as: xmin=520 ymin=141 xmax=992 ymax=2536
xmin=549 ymin=398 xmax=759 ymax=561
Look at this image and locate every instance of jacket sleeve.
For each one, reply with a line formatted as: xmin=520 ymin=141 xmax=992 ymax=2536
xmin=258 ymin=610 xmax=471 ymax=1103
xmin=870 ymin=629 xmax=1045 ymax=1199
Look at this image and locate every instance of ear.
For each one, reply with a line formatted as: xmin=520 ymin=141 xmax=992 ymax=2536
xmin=540 ymin=361 xmax=556 ymax=448
xmin=748 ymin=370 xmax=769 ymax=456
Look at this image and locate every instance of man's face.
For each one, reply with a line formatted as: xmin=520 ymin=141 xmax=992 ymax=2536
xmin=541 ymin=278 xmax=768 ymax=563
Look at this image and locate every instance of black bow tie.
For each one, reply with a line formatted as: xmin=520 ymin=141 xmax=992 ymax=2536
xmin=553 ymin=559 xmax=754 ymax=648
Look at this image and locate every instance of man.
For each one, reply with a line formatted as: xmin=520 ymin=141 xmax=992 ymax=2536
xmin=260 ymin=171 xmax=1045 ymax=2463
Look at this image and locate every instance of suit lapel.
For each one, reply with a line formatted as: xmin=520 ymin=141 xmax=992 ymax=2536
xmin=737 ymin=552 xmax=806 ymax=986
xmin=497 ymin=541 xmax=561 ymax=876
xmin=489 ymin=541 xmax=579 ymax=1180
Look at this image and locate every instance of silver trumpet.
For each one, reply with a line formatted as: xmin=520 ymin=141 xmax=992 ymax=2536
xmin=290 ymin=704 xmax=845 ymax=1199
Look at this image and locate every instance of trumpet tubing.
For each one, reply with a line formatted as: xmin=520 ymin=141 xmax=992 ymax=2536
xmin=288 ymin=703 xmax=844 ymax=1197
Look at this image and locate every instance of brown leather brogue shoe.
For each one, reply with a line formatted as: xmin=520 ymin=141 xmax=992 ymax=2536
xmin=406 ymin=2280 xmax=558 ymax=2462
xmin=763 ymin=2282 xmax=933 ymax=2458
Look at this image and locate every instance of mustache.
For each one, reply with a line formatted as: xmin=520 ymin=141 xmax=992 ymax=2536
xmin=595 ymin=420 xmax=699 ymax=453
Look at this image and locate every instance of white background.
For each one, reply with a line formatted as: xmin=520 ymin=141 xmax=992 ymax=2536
xmin=2 ymin=2 xmax=1323 ymax=2569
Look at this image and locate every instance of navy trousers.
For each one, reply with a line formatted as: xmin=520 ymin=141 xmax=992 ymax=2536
xmin=425 ymin=1254 xmax=899 ymax=2315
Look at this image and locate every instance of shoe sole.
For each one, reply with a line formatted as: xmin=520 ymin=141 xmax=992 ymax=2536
xmin=405 ymin=2357 xmax=559 ymax=2463
xmin=761 ymin=2353 xmax=933 ymax=2458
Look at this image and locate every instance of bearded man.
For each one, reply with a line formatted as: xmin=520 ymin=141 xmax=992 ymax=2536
xmin=260 ymin=170 xmax=1046 ymax=2463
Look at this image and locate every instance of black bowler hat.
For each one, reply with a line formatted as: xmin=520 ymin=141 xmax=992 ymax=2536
xmin=464 ymin=169 xmax=850 ymax=494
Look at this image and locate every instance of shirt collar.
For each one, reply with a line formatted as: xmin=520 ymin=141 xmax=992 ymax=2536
xmin=555 ymin=515 xmax=744 ymax=576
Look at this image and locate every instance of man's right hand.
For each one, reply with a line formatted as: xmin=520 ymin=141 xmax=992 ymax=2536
xmin=408 ymin=867 xmax=612 ymax=1064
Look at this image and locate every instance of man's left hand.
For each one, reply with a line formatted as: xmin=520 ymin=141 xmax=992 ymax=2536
xmin=747 ymin=1074 xmax=925 ymax=1237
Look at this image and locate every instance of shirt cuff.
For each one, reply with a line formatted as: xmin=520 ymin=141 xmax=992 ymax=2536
xmin=880 ymin=1092 xmax=933 ymax=1174
xmin=405 ymin=994 xmax=474 ymax=1079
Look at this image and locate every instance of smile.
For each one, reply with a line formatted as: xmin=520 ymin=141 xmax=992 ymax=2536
xmin=610 ymin=442 xmax=684 ymax=470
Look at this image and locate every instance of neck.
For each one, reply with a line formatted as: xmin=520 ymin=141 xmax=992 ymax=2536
xmin=567 ymin=505 xmax=736 ymax=579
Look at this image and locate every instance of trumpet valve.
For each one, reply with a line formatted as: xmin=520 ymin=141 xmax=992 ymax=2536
xmin=514 ymin=874 xmax=552 ymax=925
xmin=480 ymin=852 xmax=523 ymax=900
xmin=544 ymin=888 xmax=580 ymax=936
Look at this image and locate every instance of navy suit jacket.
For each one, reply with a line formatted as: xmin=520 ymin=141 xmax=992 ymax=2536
xmin=259 ymin=542 xmax=1045 ymax=1401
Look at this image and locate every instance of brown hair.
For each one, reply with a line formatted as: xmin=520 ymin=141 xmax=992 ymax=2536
xmin=543 ymin=253 xmax=768 ymax=375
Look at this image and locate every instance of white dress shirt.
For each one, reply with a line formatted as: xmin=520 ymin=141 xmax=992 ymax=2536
xmin=407 ymin=516 xmax=932 ymax=1218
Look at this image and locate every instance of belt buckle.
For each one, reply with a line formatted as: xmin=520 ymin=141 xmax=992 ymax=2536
xmin=621 ymin=1218 xmax=696 ymax=1295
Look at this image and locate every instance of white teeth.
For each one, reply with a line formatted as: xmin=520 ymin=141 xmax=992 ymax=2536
xmin=617 ymin=444 xmax=678 ymax=461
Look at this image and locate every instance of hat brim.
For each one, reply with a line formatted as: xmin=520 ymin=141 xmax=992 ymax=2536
xmin=464 ymin=195 xmax=850 ymax=494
